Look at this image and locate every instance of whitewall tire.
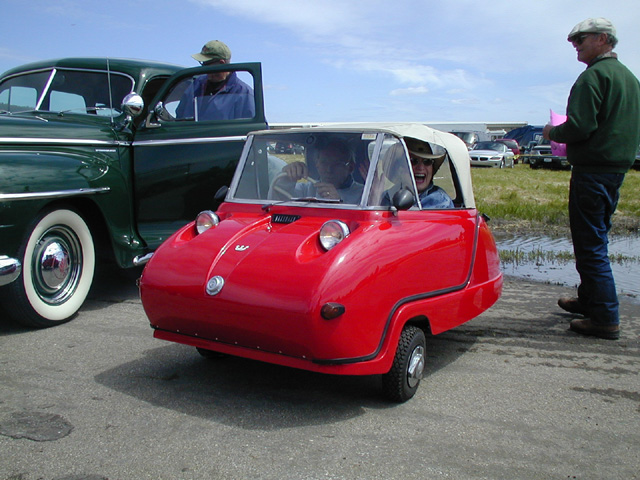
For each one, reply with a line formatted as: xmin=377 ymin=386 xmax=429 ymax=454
xmin=3 ymin=208 xmax=95 ymax=328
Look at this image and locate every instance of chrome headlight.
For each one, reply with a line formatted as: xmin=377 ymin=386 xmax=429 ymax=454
xmin=195 ymin=210 xmax=219 ymax=235
xmin=319 ymin=220 xmax=350 ymax=251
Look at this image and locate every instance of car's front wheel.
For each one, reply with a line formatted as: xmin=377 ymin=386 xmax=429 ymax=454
xmin=382 ymin=325 xmax=426 ymax=402
xmin=1 ymin=208 xmax=95 ymax=328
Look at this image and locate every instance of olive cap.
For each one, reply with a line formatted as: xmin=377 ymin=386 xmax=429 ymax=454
xmin=191 ymin=40 xmax=232 ymax=63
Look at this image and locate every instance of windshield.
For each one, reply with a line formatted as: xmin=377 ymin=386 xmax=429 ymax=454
xmin=0 ymin=68 xmax=133 ymax=115
xmin=231 ymin=131 xmax=419 ymax=207
xmin=473 ymin=141 xmax=504 ymax=151
xmin=451 ymin=131 xmax=477 ymax=146
xmin=0 ymin=71 xmax=51 ymax=113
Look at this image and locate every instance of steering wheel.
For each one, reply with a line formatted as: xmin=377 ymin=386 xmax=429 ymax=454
xmin=268 ymin=172 xmax=293 ymax=200
xmin=267 ymin=172 xmax=318 ymax=200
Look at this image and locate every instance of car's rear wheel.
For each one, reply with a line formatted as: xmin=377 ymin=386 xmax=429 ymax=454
xmin=382 ymin=325 xmax=426 ymax=402
xmin=1 ymin=208 xmax=95 ymax=328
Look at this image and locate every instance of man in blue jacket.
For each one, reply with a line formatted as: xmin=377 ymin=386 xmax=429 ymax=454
xmin=176 ymin=40 xmax=255 ymax=121
xmin=543 ymin=18 xmax=640 ymax=340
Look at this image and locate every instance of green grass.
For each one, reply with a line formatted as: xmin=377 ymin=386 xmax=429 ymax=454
xmin=471 ymin=164 xmax=640 ymax=235
xmin=500 ymin=246 xmax=640 ymax=265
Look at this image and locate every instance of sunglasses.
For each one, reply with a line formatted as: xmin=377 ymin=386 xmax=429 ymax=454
xmin=200 ymin=59 xmax=224 ymax=66
xmin=410 ymin=157 xmax=435 ymax=167
xmin=570 ymin=33 xmax=596 ymax=45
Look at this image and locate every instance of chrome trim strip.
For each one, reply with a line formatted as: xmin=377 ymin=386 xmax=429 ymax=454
xmin=0 ymin=187 xmax=110 ymax=201
xmin=133 ymin=252 xmax=154 ymax=266
xmin=0 ymin=137 xmax=120 ymax=146
xmin=0 ymin=136 xmax=244 ymax=147
xmin=35 ymin=69 xmax=56 ymax=110
xmin=0 ymin=256 xmax=21 ymax=286
xmin=227 ymin=135 xmax=254 ymax=195
xmin=132 ymin=135 xmax=247 ymax=147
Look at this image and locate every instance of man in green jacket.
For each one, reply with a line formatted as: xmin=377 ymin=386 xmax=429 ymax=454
xmin=543 ymin=18 xmax=640 ymax=340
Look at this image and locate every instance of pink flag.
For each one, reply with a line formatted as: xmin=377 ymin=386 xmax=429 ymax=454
xmin=550 ymin=110 xmax=567 ymax=157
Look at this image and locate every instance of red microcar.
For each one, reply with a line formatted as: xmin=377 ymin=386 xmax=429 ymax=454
xmin=139 ymin=123 xmax=503 ymax=402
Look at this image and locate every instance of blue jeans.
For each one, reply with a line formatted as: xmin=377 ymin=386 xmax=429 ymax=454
xmin=569 ymin=172 xmax=625 ymax=326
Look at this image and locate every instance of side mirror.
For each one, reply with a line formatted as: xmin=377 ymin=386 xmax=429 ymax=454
xmin=121 ymin=93 xmax=144 ymax=118
xmin=214 ymin=185 xmax=229 ymax=202
xmin=392 ymin=188 xmax=415 ymax=211
xmin=153 ymin=102 xmax=174 ymax=122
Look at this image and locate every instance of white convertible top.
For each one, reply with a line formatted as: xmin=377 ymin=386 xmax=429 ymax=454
xmin=253 ymin=122 xmax=475 ymax=208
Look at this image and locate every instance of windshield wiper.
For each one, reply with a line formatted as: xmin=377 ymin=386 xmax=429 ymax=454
xmin=1 ymin=109 xmax=48 ymax=121
xmin=1 ymin=108 xmax=39 ymax=115
xmin=291 ymin=196 xmax=341 ymax=203
xmin=261 ymin=196 xmax=341 ymax=212
xmin=57 ymin=106 xmax=120 ymax=116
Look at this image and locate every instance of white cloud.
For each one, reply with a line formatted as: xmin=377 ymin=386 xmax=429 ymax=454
xmin=390 ymin=86 xmax=429 ymax=96
xmin=193 ymin=0 xmax=640 ymax=123
xmin=191 ymin=0 xmax=378 ymax=39
xmin=451 ymin=98 xmax=479 ymax=105
xmin=5 ymin=0 xmax=636 ymax=125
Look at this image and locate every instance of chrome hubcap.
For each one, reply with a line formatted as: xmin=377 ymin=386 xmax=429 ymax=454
xmin=407 ymin=345 xmax=425 ymax=388
xmin=32 ymin=226 xmax=82 ymax=305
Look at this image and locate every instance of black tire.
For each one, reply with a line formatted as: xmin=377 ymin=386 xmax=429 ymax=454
xmin=1 ymin=208 xmax=95 ymax=328
xmin=382 ymin=325 xmax=426 ymax=403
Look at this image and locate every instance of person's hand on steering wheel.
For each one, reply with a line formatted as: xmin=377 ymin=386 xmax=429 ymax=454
xmin=282 ymin=162 xmax=308 ymax=182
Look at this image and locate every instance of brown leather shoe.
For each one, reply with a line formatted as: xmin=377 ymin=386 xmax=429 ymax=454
xmin=569 ymin=318 xmax=620 ymax=340
xmin=558 ymin=297 xmax=588 ymax=316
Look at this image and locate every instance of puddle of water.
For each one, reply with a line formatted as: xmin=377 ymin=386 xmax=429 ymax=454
xmin=495 ymin=233 xmax=640 ymax=301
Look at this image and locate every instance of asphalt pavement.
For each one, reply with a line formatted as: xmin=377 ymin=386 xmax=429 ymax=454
xmin=1 ymin=266 xmax=639 ymax=480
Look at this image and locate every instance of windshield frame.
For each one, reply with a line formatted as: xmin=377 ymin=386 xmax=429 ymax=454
xmin=226 ymin=130 xmax=422 ymax=210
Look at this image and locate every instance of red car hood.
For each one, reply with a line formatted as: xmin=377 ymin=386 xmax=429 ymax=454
xmin=140 ymin=206 xmax=492 ymax=362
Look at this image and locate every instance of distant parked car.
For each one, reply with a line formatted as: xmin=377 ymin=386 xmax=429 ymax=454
xmin=450 ymin=131 xmax=479 ymax=150
xmin=527 ymin=145 xmax=571 ymax=170
xmin=275 ymin=141 xmax=304 ymax=155
xmin=275 ymin=141 xmax=294 ymax=153
xmin=496 ymin=138 xmax=521 ymax=156
xmin=469 ymin=141 xmax=515 ymax=168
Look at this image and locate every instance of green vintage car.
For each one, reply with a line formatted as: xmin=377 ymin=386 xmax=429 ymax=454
xmin=0 ymin=57 xmax=267 ymax=327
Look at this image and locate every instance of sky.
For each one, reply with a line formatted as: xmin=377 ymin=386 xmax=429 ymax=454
xmin=2 ymin=0 xmax=639 ymax=126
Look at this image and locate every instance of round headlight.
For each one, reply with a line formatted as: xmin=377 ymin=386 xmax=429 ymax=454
xmin=319 ymin=220 xmax=350 ymax=251
xmin=196 ymin=210 xmax=219 ymax=235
